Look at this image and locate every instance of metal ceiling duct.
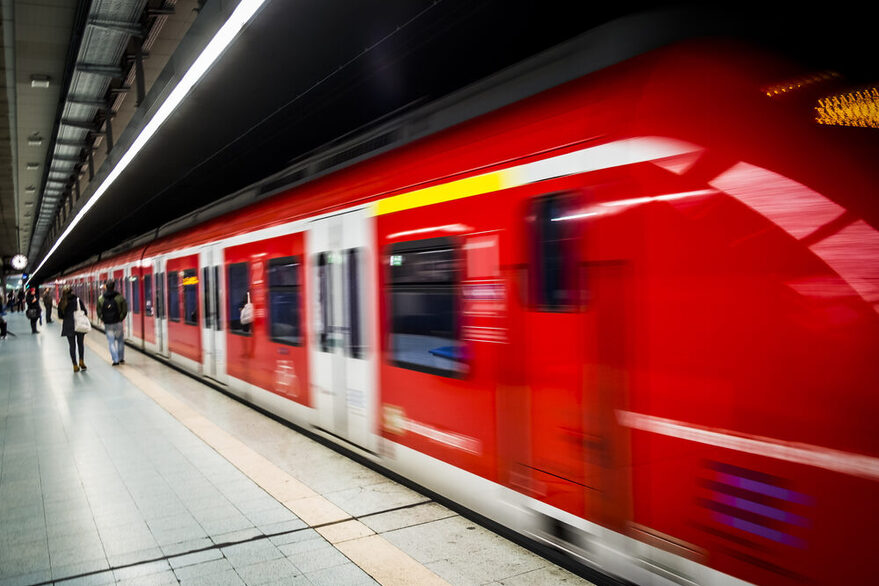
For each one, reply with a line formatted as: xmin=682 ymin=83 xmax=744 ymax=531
xmin=27 ymin=0 xmax=152 ymax=263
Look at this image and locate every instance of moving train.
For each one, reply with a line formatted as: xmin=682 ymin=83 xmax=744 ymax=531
xmin=52 ymin=34 xmax=878 ymax=585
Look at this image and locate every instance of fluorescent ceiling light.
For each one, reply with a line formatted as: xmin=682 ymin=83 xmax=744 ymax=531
xmin=30 ymin=0 xmax=268 ymax=284
xmin=30 ymin=74 xmax=51 ymax=88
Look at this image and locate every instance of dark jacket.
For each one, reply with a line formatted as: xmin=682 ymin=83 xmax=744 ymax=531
xmin=25 ymin=292 xmax=41 ymax=317
xmin=97 ymin=290 xmax=128 ymax=324
xmin=58 ymin=294 xmax=86 ymax=337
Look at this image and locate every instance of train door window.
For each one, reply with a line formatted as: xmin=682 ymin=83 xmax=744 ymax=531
xmin=167 ymin=271 xmax=180 ymax=322
xmin=144 ymin=274 xmax=153 ymax=317
xmin=316 ymin=252 xmax=332 ymax=352
xmin=156 ymin=273 xmax=165 ymax=319
xmin=388 ymin=237 xmax=465 ymax=377
xmin=346 ymin=248 xmax=364 ymax=359
xmin=531 ymin=193 xmax=579 ymax=311
xmin=183 ymin=269 xmax=198 ymax=326
xmin=202 ymin=267 xmax=212 ymax=329
xmin=131 ymin=276 xmax=140 ymax=314
xmin=268 ymin=256 xmax=302 ymax=346
xmin=213 ymin=266 xmax=221 ymax=331
xmin=228 ymin=262 xmax=250 ymax=335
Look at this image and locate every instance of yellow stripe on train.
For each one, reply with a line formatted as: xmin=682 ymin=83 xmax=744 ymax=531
xmin=373 ymin=169 xmax=518 ymax=216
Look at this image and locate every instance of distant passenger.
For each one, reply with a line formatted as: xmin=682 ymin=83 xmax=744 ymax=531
xmin=97 ymin=279 xmax=128 ymax=366
xmin=58 ymin=286 xmax=87 ymax=372
xmin=43 ymin=290 xmax=54 ymax=324
xmin=16 ymin=289 xmax=24 ymax=312
xmin=25 ymin=288 xmax=41 ymax=334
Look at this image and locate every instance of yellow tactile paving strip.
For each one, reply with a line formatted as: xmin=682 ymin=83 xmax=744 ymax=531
xmin=84 ymin=335 xmax=449 ymax=586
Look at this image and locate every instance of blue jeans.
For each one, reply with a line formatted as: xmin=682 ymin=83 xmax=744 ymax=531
xmin=105 ymin=322 xmax=125 ymax=363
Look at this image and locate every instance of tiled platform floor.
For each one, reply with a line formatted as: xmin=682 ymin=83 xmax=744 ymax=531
xmin=0 ymin=311 xmax=591 ymax=586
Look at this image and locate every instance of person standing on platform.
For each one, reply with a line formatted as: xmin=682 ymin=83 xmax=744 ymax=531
xmin=25 ymin=288 xmax=41 ymax=334
xmin=16 ymin=289 xmax=24 ymax=312
xmin=58 ymin=286 xmax=87 ymax=372
xmin=43 ymin=289 xmax=54 ymax=324
xmin=97 ymin=279 xmax=128 ymax=365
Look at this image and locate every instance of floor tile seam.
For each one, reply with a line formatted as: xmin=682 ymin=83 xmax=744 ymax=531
xmin=27 ymin=521 xmax=332 ymax=586
xmin=80 ymin=336 xmax=451 ymax=586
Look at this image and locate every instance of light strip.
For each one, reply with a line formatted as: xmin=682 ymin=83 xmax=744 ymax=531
xmin=29 ymin=0 xmax=268 ymax=284
xmin=617 ymin=409 xmax=879 ymax=482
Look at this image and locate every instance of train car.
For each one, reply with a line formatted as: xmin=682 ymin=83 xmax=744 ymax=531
xmin=58 ymin=38 xmax=878 ymax=585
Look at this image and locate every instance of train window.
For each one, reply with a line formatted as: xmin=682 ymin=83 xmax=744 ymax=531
xmin=317 ymin=252 xmax=332 ymax=352
xmin=228 ymin=262 xmax=250 ymax=335
xmin=167 ymin=271 xmax=180 ymax=322
xmin=131 ymin=276 xmax=140 ymax=314
xmin=213 ymin=266 xmax=221 ymax=331
xmin=144 ymin=274 xmax=153 ymax=317
xmin=268 ymin=256 xmax=302 ymax=346
xmin=531 ymin=193 xmax=579 ymax=311
xmin=183 ymin=269 xmax=198 ymax=326
xmin=202 ymin=267 xmax=212 ymax=329
xmin=346 ymin=248 xmax=364 ymax=359
xmin=156 ymin=273 xmax=165 ymax=319
xmin=387 ymin=237 xmax=466 ymax=377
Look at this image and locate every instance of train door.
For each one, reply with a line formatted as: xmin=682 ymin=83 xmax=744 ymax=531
xmin=154 ymin=258 xmax=169 ymax=356
xmin=141 ymin=263 xmax=156 ymax=351
xmin=521 ymin=193 xmax=593 ymax=519
xmin=517 ymin=191 xmax=632 ymax=531
xmin=123 ymin=265 xmax=134 ymax=339
xmin=308 ymin=208 xmax=376 ymax=449
xmin=200 ymin=246 xmax=226 ymax=383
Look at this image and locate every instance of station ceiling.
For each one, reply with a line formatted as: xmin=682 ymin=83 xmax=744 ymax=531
xmin=0 ymin=1 xmax=875 ymax=282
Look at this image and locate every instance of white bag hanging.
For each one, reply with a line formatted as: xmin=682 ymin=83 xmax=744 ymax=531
xmin=73 ymin=300 xmax=91 ymax=334
xmin=240 ymin=292 xmax=254 ymax=325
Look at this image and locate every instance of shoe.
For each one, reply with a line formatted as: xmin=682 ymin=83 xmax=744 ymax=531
xmin=73 ymin=364 xmax=80 ymax=373
xmin=79 ymin=361 xmax=87 ymax=371
xmin=112 ymin=362 xmax=119 ymax=366
xmin=119 ymin=359 xmax=125 ymax=364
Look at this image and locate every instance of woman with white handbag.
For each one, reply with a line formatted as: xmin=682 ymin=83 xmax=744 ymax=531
xmin=58 ymin=285 xmax=90 ymax=372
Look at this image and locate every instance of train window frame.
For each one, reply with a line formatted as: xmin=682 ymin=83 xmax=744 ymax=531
xmin=213 ymin=266 xmax=222 ymax=332
xmin=167 ymin=271 xmax=180 ymax=322
xmin=202 ymin=267 xmax=213 ymax=329
xmin=182 ymin=269 xmax=198 ymax=326
xmin=131 ymin=276 xmax=140 ymax=315
xmin=316 ymin=252 xmax=332 ymax=352
xmin=156 ymin=272 xmax=165 ymax=319
xmin=227 ymin=262 xmax=251 ymax=336
xmin=530 ymin=191 xmax=581 ymax=312
xmin=144 ymin=274 xmax=153 ymax=317
xmin=346 ymin=247 xmax=364 ymax=359
xmin=386 ymin=236 xmax=467 ymax=378
xmin=267 ymin=256 xmax=302 ymax=347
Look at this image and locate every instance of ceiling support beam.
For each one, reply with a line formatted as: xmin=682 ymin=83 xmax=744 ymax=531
xmin=87 ymin=19 xmax=144 ymax=37
xmin=60 ymin=119 xmax=100 ymax=132
xmin=75 ymin=63 xmax=123 ymax=77
xmin=134 ymin=44 xmax=146 ymax=106
xmin=105 ymin=115 xmax=113 ymax=153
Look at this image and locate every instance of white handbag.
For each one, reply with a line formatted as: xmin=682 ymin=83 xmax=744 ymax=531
xmin=240 ymin=292 xmax=254 ymax=325
xmin=73 ymin=300 xmax=91 ymax=333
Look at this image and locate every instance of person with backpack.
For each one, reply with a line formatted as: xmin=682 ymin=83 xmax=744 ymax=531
xmin=97 ymin=279 xmax=128 ymax=365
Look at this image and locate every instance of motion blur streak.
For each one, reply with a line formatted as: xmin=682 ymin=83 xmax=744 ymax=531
xmin=617 ymin=410 xmax=879 ymax=481
xmin=710 ymin=162 xmax=879 ymax=311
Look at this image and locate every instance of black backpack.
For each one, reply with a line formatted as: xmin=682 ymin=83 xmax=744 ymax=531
xmin=101 ymin=294 xmax=120 ymax=323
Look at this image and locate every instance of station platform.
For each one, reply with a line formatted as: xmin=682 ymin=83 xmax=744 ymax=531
xmin=0 ymin=311 xmax=592 ymax=586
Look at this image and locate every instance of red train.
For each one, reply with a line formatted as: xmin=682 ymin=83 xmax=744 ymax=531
xmin=54 ymin=38 xmax=878 ymax=585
